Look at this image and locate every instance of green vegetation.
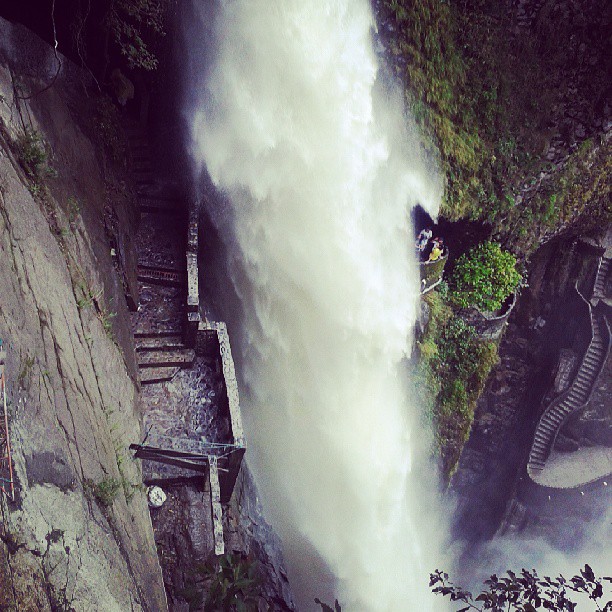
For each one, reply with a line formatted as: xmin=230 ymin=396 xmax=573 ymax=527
xmin=430 ymin=564 xmax=611 ymax=611
xmin=512 ymin=137 xmax=612 ymax=254
xmin=382 ymin=0 xmax=551 ymax=225
xmin=16 ymin=128 xmax=47 ymax=173
xmin=178 ymin=553 xmax=263 ymax=611
xmin=449 ymin=242 xmax=521 ymax=312
xmin=100 ymin=310 xmax=116 ymax=339
xmin=15 ymin=128 xmax=56 ymax=190
xmin=67 ymin=196 xmax=81 ymax=225
xmin=89 ymin=477 xmax=122 ymax=507
xmin=416 ymin=290 xmax=498 ymax=480
xmin=106 ymin=0 xmax=169 ymax=71
xmin=17 ymin=355 xmax=35 ymax=388
xmin=380 ymin=1 xmax=610 ymax=247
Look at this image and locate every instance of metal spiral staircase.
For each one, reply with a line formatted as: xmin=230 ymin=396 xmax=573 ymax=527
xmin=527 ymin=257 xmax=611 ymax=478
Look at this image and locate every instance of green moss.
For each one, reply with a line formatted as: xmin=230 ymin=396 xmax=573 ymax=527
xmin=417 ymin=289 xmax=499 ymax=481
xmin=511 ymin=137 xmax=612 ymax=254
xmin=381 ymin=1 xmax=554 ymax=224
xmin=88 ymin=477 xmax=122 ymax=507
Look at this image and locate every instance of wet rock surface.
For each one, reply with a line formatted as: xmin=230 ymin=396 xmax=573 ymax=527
xmin=0 ymin=18 xmax=167 ymax=611
xmin=126 ymin=113 xmax=294 ymax=608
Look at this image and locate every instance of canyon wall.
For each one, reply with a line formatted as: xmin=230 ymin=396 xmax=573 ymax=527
xmin=0 ymin=18 xmax=166 ymax=611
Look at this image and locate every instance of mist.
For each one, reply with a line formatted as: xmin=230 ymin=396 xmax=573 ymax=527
xmin=182 ymin=0 xmax=447 ymax=608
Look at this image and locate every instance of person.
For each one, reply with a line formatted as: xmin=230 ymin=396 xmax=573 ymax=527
xmin=416 ymin=228 xmax=432 ymax=252
xmin=428 ymin=239 xmax=443 ymax=262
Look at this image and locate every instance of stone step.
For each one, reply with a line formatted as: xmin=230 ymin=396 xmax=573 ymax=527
xmin=137 ymin=265 xmax=186 ymax=286
xmin=135 ymin=336 xmax=185 ymax=351
xmin=138 ymin=349 xmax=195 ymax=369
xmin=140 ymin=366 xmax=180 ymax=385
xmin=138 ymin=196 xmax=185 ymax=215
xmin=133 ymin=329 xmax=183 ymax=339
xmin=538 ymin=420 xmax=557 ymax=433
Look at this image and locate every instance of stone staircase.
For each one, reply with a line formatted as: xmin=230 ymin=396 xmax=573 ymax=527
xmin=124 ymin=120 xmax=195 ymax=386
xmin=527 ymin=261 xmax=611 ymax=477
xmin=592 ymin=257 xmax=610 ymax=303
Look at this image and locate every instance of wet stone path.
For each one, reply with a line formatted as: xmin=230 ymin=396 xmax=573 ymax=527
xmin=125 ymin=120 xmax=232 ymax=609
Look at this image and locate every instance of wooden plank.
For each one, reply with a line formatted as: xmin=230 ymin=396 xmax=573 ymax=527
xmin=209 ymin=455 xmax=225 ymax=556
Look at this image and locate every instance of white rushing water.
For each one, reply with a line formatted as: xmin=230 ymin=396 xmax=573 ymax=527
xmin=185 ymin=1 xmax=445 ymax=608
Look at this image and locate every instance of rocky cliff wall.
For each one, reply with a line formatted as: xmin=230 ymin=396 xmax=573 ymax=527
xmin=0 ymin=18 xmax=166 ymax=611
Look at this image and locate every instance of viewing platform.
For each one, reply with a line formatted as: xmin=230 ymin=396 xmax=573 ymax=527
xmin=419 ymin=250 xmax=448 ymax=295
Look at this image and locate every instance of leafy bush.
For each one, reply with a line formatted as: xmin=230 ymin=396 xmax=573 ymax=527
xmin=94 ymin=96 xmax=128 ymax=164
xmin=450 ymin=242 xmax=521 ymax=312
xmin=106 ymin=0 xmax=169 ymax=71
xmin=430 ymin=564 xmax=611 ymax=611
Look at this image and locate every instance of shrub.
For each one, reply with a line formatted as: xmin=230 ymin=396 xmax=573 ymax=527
xmin=450 ymin=241 xmax=521 ymax=312
xmin=431 ymin=564 xmax=611 ymax=611
xmin=15 ymin=129 xmax=52 ymax=180
xmin=94 ymin=96 xmax=128 ymax=164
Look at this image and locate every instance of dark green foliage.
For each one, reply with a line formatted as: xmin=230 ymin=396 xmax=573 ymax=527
xmin=430 ymin=565 xmax=612 ymax=611
xmin=178 ymin=553 xmax=263 ymax=611
xmin=381 ymin=0 xmax=552 ymax=225
xmin=15 ymin=128 xmax=55 ymax=183
xmin=16 ymin=129 xmax=47 ymax=172
xmin=106 ymin=0 xmax=169 ymax=71
xmin=450 ymin=242 xmax=521 ymax=312
xmin=513 ymin=137 xmax=612 ymax=254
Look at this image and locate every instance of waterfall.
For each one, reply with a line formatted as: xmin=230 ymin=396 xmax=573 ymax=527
xmin=184 ymin=1 xmax=445 ymax=608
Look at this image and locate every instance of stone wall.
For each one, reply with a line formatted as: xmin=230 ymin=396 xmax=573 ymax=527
xmin=0 ymin=18 xmax=166 ymax=611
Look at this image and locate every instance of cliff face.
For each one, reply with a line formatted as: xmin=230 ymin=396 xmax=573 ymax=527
xmin=0 ymin=18 xmax=166 ymax=611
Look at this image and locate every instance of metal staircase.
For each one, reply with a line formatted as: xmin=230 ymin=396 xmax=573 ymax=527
xmin=527 ymin=258 xmax=611 ymax=478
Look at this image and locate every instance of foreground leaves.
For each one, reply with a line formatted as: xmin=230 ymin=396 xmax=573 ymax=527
xmin=430 ymin=565 xmax=612 ymax=611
